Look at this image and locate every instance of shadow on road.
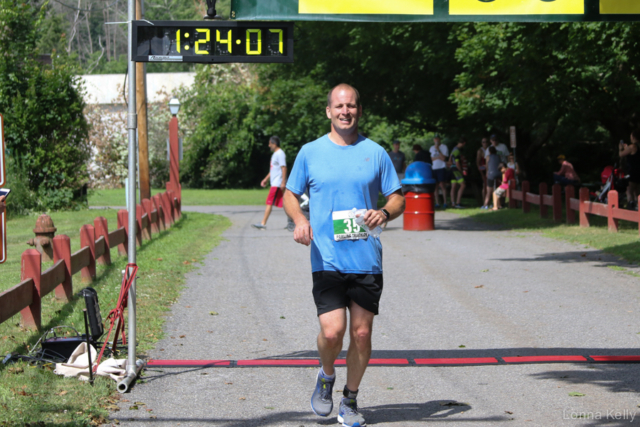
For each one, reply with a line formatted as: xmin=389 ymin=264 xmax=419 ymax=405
xmin=270 ymin=348 xmax=640 ymax=360
xmin=491 ymin=250 xmax=637 ymax=270
xmin=112 ymin=400 xmax=512 ymax=426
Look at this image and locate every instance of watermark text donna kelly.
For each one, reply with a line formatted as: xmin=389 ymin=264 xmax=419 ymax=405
xmin=563 ymin=408 xmax=636 ymax=422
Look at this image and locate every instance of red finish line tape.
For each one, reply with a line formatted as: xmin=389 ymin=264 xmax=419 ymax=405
xmin=237 ymin=359 xmax=320 ymax=366
xmin=415 ymin=357 xmax=499 ymax=365
xmin=503 ymin=355 xmax=587 ymax=363
xmin=144 ymin=355 xmax=640 ymax=368
xmin=147 ymin=360 xmax=231 ymax=367
xmin=590 ymin=355 xmax=640 ymax=362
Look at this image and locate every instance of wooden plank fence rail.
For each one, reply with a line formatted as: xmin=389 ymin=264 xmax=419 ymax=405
xmin=564 ymin=188 xmax=640 ymax=235
xmin=507 ymin=181 xmax=563 ymax=222
xmin=508 ymin=181 xmax=640 ymax=235
xmin=0 ymin=190 xmax=181 ymax=331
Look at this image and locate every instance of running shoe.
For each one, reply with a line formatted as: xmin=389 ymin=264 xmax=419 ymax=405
xmin=481 ymin=205 xmax=488 ymax=210
xmin=251 ymin=223 xmax=266 ymax=230
xmin=435 ymin=204 xmax=440 ymax=209
xmin=338 ymin=397 xmax=366 ymax=427
xmin=310 ymin=370 xmax=335 ymax=417
xmin=442 ymin=203 xmax=448 ymax=210
xmin=455 ymin=204 xmax=463 ymax=209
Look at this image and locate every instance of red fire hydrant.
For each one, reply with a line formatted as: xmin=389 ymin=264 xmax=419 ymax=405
xmin=26 ymin=214 xmax=57 ymax=261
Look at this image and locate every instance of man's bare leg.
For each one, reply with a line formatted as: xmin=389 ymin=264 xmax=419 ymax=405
xmin=457 ymin=183 xmax=466 ymax=205
xmin=439 ymin=182 xmax=448 ymax=205
xmin=261 ymin=204 xmax=274 ymax=226
xmin=317 ymin=308 xmax=347 ymax=376
xmin=450 ymin=184 xmax=457 ymax=206
xmin=345 ymin=301 xmax=375 ymax=392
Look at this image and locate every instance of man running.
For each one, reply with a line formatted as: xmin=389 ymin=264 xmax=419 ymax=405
xmin=284 ymin=84 xmax=405 ymax=427
xmin=253 ymin=136 xmax=286 ymax=229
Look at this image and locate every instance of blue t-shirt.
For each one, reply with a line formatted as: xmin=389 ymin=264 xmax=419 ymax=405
xmin=286 ymin=134 xmax=401 ymax=274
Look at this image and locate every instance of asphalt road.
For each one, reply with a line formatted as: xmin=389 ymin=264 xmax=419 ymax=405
xmin=108 ymin=206 xmax=640 ymax=427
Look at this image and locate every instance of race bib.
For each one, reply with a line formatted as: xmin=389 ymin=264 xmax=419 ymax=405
xmin=332 ymin=210 xmax=368 ymax=241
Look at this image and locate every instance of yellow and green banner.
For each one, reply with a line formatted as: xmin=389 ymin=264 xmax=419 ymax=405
xmin=231 ymin=0 xmax=640 ymax=22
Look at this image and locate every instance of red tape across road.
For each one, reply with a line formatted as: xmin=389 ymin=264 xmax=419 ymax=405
xmin=146 ymin=355 xmax=640 ymax=368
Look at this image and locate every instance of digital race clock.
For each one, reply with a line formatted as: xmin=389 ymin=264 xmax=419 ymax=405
xmin=133 ymin=21 xmax=294 ymax=63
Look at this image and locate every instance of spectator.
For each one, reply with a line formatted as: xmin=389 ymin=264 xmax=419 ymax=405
xmin=553 ymin=155 xmax=580 ymax=186
xmin=252 ymin=136 xmax=287 ymax=229
xmin=476 ymin=137 xmax=490 ymax=203
xmin=430 ymin=134 xmax=449 ymax=208
xmin=492 ymin=162 xmax=515 ymax=210
xmin=412 ymin=144 xmax=431 ymax=163
xmin=449 ymin=137 xmax=467 ymax=209
xmin=489 ymin=134 xmax=509 ymax=163
xmin=507 ymin=152 xmax=521 ymax=183
xmin=388 ymin=140 xmax=406 ymax=181
xmin=482 ymin=145 xmax=501 ymax=209
xmin=619 ymin=130 xmax=640 ymax=209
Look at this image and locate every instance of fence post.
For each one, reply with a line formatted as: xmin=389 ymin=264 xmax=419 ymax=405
xmin=539 ymin=183 xmax=548 ymax=218
xmin=117 ymin=209 xmax=128 ymax=256
xmin=161 ymin=192 xmax=173 ymax=228
xmin=19 ymin=249 xmax=42 ymax=330
xmin=52 ymin=235 xmax=72 ymax=301
xmin=566 ymin=185 xmax=576 ymax=224
xmin=137 ymin=203 xmax=150 ymax=242
xmin=143 ymin=198 xmax=159 ymax=235
xmin=579 ymin=187 xmax=590 ymax=227
xmin=94 ymin=217 xmax=111 ymax=265
xmin=608 ymin=190 xmax=619 ymax=233
xmin=152 ymin=194 xmax=166 ymax=231
xmin=508 ymin=180 xmax=517 ymax=209
xmin=552 ymin=184 xmax=562 ymax=223
xmin=174 ymin=196 xmax=181 ymax=220
xmin=80 ymin=225 xmax=96 ymax=283
xmin=522 ymin=181 xmax=530 ymax=214
xmin=166 ymin=191 xmax=176 ymax=224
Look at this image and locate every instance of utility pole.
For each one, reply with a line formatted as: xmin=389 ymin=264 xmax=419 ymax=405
xmin=136 ymin=0 xmax=150 ymax=201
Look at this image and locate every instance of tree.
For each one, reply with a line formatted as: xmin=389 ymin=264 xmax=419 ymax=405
xmin=0 ymin=0 xmax=90 ymax=210
xmin=451 ymin=22 xmax=640 ymax=182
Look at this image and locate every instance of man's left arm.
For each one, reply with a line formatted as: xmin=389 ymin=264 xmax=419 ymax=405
xmin=363 ymin=190 xmax=405 ymax=229
xmin=280 ymin=166 xmax=287 ymax=190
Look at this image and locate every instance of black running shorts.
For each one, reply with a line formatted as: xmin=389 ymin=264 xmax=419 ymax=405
xmin=312 ymin=271 xmax=383 ymax=316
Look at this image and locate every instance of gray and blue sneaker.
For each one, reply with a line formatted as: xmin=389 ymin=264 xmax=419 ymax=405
xmin=310 ymin=370 xmax=335 ymax=416
xmin=338 ymin=397 xmax=366 ymax=427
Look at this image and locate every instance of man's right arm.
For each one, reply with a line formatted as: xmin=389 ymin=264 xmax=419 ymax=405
xmin=260 ymin=172 xmax=270 ymax=188
xmin=283 ymin=190 xmax=313 ymax=246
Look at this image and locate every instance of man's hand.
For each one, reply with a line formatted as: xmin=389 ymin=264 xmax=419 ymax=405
xmin=260 ymin=178 xmax=268 ymax=188
xmin=362 ymin=209 xmax=386 ymax=230
xmin=280 ymin=182 xmax=286 ymax=191
xmin=293 ymin=219 xmax=313 ymax=246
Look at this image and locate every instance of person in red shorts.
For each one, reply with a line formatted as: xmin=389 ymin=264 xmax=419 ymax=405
xmin=253 ymin=136 xmax=287 ymax=229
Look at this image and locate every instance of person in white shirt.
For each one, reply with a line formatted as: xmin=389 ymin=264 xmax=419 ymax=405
xmin=429 ymin=134 xmax=449 ymax=208
xmin=253 ymin=136 xmax=287 ymax=229
xmin=489 ymin=134 xmax=509 ymax=163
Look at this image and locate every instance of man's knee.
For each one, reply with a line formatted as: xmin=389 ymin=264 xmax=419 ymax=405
xmin=350 ymin=325 xmax=372 ymax=345
xmin=320 ymin=327 xmax=345 ymax=346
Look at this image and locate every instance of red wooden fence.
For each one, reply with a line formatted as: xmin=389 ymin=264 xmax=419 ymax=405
xmin=508 ymin=181 xmax=640 ymax=234
xmin=0 ymin=192 xmax=181 ymax=331
xmin=507 ymin=181 xmax=562 ymax=222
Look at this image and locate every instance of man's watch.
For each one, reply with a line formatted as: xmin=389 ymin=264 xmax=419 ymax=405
xmin=381 ymin=208 xmax=390 ymax=220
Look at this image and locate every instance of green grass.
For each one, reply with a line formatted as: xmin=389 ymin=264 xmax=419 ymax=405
xmin=454 ymin=204 xmax=640 ymax=264
xmin=89 ymin=188 xmax=270 ymax=207
xmin=0 ymin=210 xmax=231 ymax=426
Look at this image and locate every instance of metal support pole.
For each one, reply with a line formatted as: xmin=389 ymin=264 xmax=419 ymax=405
xmin=123 ymin=0 xmax=140 ymax=390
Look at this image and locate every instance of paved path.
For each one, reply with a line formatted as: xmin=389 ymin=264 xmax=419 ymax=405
xmin=109 ymin=207 xmax=640 ymax=427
